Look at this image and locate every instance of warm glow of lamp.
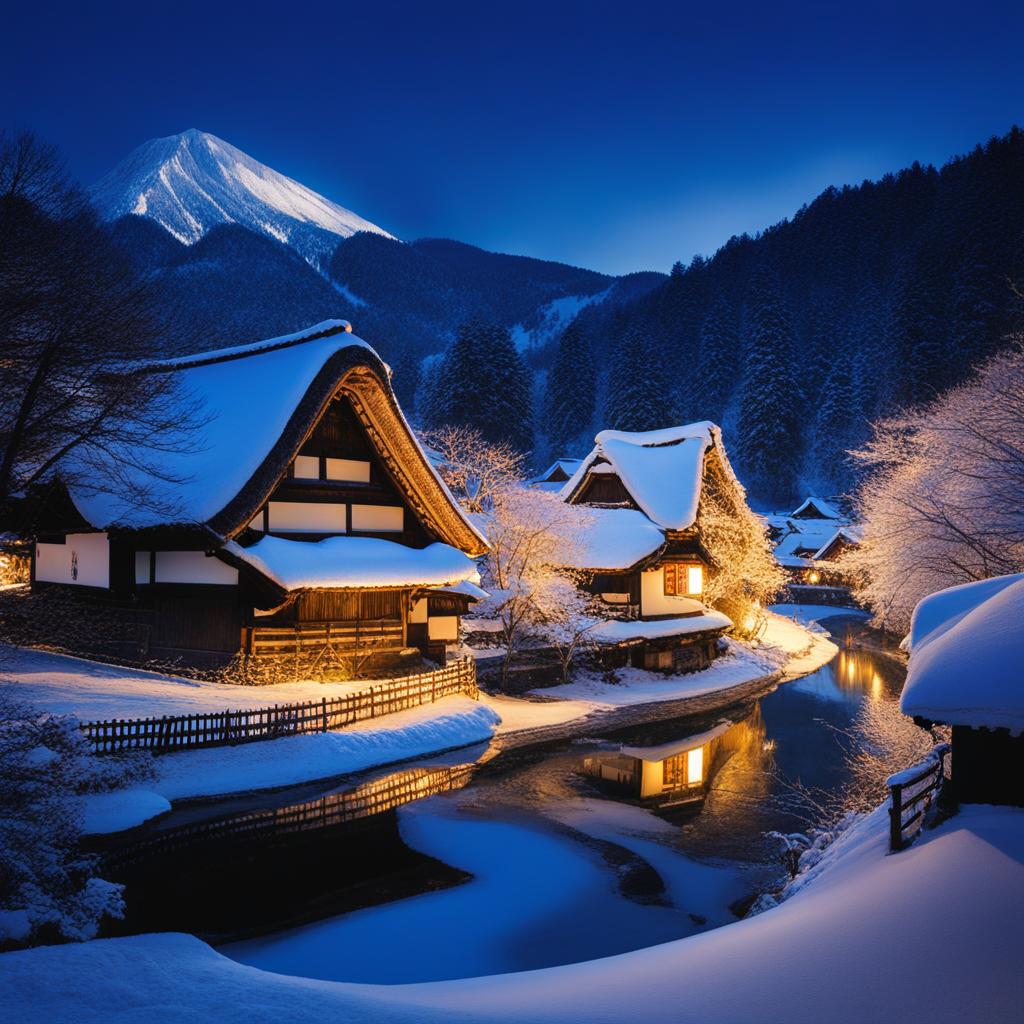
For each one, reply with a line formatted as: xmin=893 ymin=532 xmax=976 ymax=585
xmin=687 ymin=565 xmax=704 ymax=595
xmin=808 ymin=569 xmax=820 ymax=584
xmin=687 ymin=746 xmax=704 ymax=783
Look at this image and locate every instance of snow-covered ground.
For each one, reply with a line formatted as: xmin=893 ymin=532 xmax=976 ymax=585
xmin=1 ymin=608 xmax=831 ymax=815
xmin=3 ymin=803 xmax=1020 ymax=1023
xmin=0 ymin=645 xmax=383 ymax=720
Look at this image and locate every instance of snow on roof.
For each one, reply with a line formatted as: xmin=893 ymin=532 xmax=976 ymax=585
xmin=63 ymin=321 xmax=486 ymax=552
xmin=620 ymin=720 xmax=733 ymax=761
xmin=430 ymin=579 xmax=490 ymax=601
xmin=222 ymin=535 xmax=479 ymax=591
xmin=68 ymin=322 xmax=374 ymax=529
xmin=559 ymin=507 xmax=666 ymax=571
xmin=562 ymin=421 xmax=715 ymax=531
xmin=901 ymin=574 xmax=1024 ymax=732
xmin=590 ymin=609 xmax=732 ymax=645
xmin=812 ymin=527 xmax=862 ymax=561
xmin=792 ymin=496 xmax=843 ymax=520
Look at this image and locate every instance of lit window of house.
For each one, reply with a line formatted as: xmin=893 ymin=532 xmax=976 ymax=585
xmin=663 ymin=563 xmax=704 ymax=597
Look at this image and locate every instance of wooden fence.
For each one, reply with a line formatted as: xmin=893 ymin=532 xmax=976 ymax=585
xmin=80 ymin=657 xmax=477 ymax=755
xmin=101 ymin=762 xmax=475 ymax=871
xmin=888 ymin=743 xmax=951 ymax=852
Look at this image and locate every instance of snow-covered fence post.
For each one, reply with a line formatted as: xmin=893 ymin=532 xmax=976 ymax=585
xmin=322 ymin=697 xmax=328 ymax=733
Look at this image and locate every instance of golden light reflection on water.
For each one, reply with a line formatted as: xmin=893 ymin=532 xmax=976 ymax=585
xmin=835 ymin=650 xmax=888 ymax=702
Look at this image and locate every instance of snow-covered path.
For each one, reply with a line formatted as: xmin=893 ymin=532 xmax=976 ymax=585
xmin=2 ymin=804 xmax=1020 ymax=1023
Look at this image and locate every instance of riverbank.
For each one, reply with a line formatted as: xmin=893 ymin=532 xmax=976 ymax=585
xmin=3 ymin=801 xmax=1020 ymax=1023
xmin=1 ymin=609 xmax=837 ymax=817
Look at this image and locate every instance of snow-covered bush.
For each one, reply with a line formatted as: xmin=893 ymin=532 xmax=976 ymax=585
xmin=698 ymin=463 xmax=784 ymax=636
xmin=474 ymin=486 xmax=593 ymax=685
xmin=0 ymin=687 xmax=153 ymax=949
xmin=846 ymin=343 xmax=1024 ymax=634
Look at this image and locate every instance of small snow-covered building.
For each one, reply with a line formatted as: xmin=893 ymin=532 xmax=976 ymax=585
xmin=902 ymin=573 xmax=1024 ymax=807
xmin=529 ymin=458 xmax=583 ymax=492
xmin=769 ymin=496 xmax=860 ymax=595
xmin=558 ymin=422 xmax=743 ymax=672
xmin=31 ymin=321 xmax=489 ymax=673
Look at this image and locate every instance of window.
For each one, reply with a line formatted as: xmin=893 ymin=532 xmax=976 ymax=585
xmin=293 ymin=455 xmax=320 ymax=479
xmin=268 ymin=501 xmax=347 ymax=533
xmin=326 ymin=458 xmax=371 ymax=483
xmin=350 ymin=504 xmax=403 ymax=533
xmin=663 ymin=563 xmax=704 ymax=597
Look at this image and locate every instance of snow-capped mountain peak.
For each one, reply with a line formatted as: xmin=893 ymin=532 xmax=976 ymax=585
xmin=90 ymin=129 xmax=395 ymax=267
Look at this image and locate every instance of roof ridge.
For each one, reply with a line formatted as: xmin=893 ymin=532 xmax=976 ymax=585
xmin=135 ymin=320 xmax=354 ymax=374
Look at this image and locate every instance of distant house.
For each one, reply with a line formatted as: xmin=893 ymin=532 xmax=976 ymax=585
xmin=557 ymin=422 xmax=746 ymax=673
xmin=769 ymin=496 xmax=860 ymax=598
xmin=31 ymin=321 xmax=489 ymax=674
xmin=902 ymin=574 xmax=1024 ymax=807
xmin=529 ymin=458 xmax=583 ymax=492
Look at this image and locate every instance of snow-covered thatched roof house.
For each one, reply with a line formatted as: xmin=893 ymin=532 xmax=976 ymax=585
xmin=767 ymin=496 xmax=860 ymax=597
xmin=557 ymin=422 xmax=752 ymax=673
xmin=33 ymin=320 xmax=488 ymax=673
xmin=902 ymin=573 xmax=1024 ymax=807
xmin=529 ymin=458 xmax=583 ymax=492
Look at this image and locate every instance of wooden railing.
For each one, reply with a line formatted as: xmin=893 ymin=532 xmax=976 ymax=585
xmin=100 ymin=762 xmax=476 ymax=871
xmin=80 ymin=657 xmax=477 ymax=755
xmin=246 ymin=620 xmax=404 ymax=656
xmin=888 ymin=743 xmax=950 ymax=852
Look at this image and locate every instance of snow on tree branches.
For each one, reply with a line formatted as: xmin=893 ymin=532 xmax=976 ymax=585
xmin=846 ymin=342 xmax=1024 ymax=633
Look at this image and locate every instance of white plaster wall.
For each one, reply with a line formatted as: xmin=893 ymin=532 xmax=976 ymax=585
xmin=268 ymin=501 xmax=347 ymax=533
xmin=351 ymin=504 xmax=404 ymax=533
xmin=154 ymin=551 xmax=239 ymax=585
xmin=639 ymin=568 xmax=704 ymax=617
xmin=409 ymin=598 xmax=428 ymax=623
xmin=36 ymin=533 xmax=109 ymax=588
xmin=428 ymin=615 xmax=459 ymax=641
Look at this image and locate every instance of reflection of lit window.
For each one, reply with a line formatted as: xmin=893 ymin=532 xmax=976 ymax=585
xmin=687 ymin=746 xmax=704 ymax=783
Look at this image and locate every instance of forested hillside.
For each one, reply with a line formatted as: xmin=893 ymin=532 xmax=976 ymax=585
xmin=542 ymin=128 xmax=1024 ymax=505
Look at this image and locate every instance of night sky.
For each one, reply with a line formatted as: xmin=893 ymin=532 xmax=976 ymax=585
xmin=4 ymin=0 xmax=1023 ymax=274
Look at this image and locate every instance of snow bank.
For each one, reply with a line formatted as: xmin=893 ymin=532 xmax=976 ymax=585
xmin=901 ymin=574 xmax=1024 ymax=732
xmin=223 ymin=535 xmax=479 ymax=590
xmin=3 ymin=805 xmax=1021 ymax=1023
xmin=150 ymin=696 xmax=499 ymax=800
xmin=0 ymin=645 xmax=396 ymax=720
xmin=79 ymin=789 xmax=171 ymax=835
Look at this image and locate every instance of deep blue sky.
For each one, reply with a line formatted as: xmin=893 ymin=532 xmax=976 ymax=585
xmin=3 ymin=1 xmax=1023 ymax=274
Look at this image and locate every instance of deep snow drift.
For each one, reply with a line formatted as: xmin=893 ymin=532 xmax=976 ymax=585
xmin=2 ymin=804 xmax=1020 ymax=1023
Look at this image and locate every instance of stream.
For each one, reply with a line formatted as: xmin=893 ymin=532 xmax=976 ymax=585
xmin=102 ymin=611 xmax=916 ymax=984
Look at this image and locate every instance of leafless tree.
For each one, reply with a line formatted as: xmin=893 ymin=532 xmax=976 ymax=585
xmin=845 ymin=340 xmax=1024 ymax=633
xmin=421 ymin=425 xmax=525 ymax=513
xmin=0 ymin=130 xmax=197 ymax=524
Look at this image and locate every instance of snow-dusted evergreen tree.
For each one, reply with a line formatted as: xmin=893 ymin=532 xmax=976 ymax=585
xmin=950 ymin=243 xmax=1000 ymax=368
xmin=543 ymin=320 xmax=595 ymax=457
xmin=809 ymin=341 xmax=854 ymax=491
xmin=0 ymin=693 xmax=153 ymax=949
xmin=695 ymin=295 xmax=739 ymax=423
xmin=604 ymin=318 xmax=677 ymax=432
xmin=736 ymin=269 xmax=802 ymax=505
xmin=422 ymin=319 xmax=534 ymax=452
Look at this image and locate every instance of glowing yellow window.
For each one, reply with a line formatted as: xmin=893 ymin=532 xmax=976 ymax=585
xmin=686 ymin=565 xmax=704 ymax=596
xmin=686 ymin=746 xmax=704 ymax=784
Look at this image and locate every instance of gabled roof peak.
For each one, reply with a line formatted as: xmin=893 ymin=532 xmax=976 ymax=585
xmin=138 ymin=320 xmax=357 ymax=374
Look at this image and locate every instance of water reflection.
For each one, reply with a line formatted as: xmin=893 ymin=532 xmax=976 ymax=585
xmin=582 ymin=708 xmax=771 ymax=810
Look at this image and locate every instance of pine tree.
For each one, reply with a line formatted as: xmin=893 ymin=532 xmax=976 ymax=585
xmin=476 ymin=321 xmax=535 ymax=453
xmin=694 ymin=295 xmax=739 ymax=423
xmin=809 ymin=335 xmax=854 ymax=492
xmin=543 ymin=320 xmax=596 ymax=456
xmin=886 ymin=256 xmax=948 ymax=408
xmin=604 ymin=319 xmax=673 ymax=432
xmin=736 ymin=268 xmax=802 ymax=505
